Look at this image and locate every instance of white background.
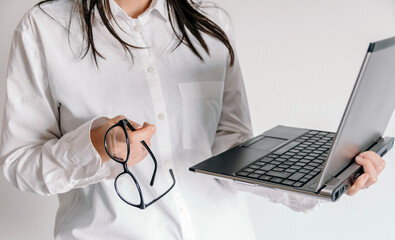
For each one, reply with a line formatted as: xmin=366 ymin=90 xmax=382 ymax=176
xmin=1 ymin=0 xmax=395 ymax=239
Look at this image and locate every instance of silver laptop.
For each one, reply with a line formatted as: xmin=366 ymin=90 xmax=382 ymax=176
xmin=190 ymin=36 xmax=395 ymax=201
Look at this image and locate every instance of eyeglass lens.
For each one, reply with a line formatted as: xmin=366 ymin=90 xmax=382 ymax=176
xmin=106 ymin=125 xmax=128 ymax=162
xmin=115 ymin=173 xmax=142 ymax=205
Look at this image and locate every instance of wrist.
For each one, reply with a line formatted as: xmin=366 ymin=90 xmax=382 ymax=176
xmin=90 ymin=118 xmax=111 ymax=163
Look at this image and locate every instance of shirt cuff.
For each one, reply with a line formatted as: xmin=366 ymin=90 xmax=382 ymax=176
xmin=59 ymin=117 xmax=108 ymax=187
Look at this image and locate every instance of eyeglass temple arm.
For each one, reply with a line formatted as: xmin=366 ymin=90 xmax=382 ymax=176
xmin=141 ymin=141 xmax=158 ymax=186
xmin=125 ymin=120 xmax=158 ymax=186
xmin=145 ymin=169 xmax=176 ymax=208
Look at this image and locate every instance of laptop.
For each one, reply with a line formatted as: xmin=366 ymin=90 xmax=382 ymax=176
xmin=189 ymin=36 xmax=395 ymax=201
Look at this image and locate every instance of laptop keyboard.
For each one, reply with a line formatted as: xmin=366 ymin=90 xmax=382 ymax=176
xmin=236 ymin=130 xmax=335 ymax=188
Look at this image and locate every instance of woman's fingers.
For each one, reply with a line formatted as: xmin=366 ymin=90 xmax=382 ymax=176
xmin=128 ymin=141 xmax=151 ymax=166
xmin=109 ymin=115 xmax=143 ymax=130
xmin=125 ymin=117 xmax=143 ymax=130
xmin=347 ymin=151 xmax=385 ymax=196
xmin=129 ymin=124 xmax=155 ymax=144
xmin=128 ymin=150 xmax=149 ymax=167
xmin=355 ymin=156 xmax=378 ymax=188
xmin=106 ymin=115 xmax=156 ymax=167
xmin=357 ymin=151 xmax=386 ymax=175
xmin=347 ymin=173 xmax=369 ymax=196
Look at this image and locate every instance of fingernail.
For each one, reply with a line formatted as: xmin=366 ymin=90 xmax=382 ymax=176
xmin=363 ymin=174 xmax=369 ymax=181
xmin=356 ymin=156 xmax=364 ymax=162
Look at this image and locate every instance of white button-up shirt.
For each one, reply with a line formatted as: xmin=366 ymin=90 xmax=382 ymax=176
xmin=0 ymin=0 xmax=319 ymax=239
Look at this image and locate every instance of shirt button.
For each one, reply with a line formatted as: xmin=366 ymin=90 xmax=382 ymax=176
xmin=147 ymin=66 xmax=156 ymax=74
xmin=165 ymin=161 xmax=171 ymax=167
xmin=179 ymin=208 xmax=185 ymax=214
xmin=133 ymin=25 xmax=142 ymax=32
xmin=157 ymin=113 xmax=165 ymax=120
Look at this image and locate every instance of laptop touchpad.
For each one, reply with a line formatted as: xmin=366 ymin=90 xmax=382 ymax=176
xmin=248 ymin=137 xmax=287 ymax=151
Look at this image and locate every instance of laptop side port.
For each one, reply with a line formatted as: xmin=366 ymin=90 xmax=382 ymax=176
xmin=332 ymin=183 xmax=348 ymax=201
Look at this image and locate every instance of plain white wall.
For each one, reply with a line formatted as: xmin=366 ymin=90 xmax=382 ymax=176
xmin=1 ymin=0 xmax=395 ymax=239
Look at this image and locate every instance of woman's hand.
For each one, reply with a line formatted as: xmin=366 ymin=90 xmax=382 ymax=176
xmin=90 ymin=115 xmax=156 ymax=166
xmin=346 ymin=151 xmax=386 ymax=196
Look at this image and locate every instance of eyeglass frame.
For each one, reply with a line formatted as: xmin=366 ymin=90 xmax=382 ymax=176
xmin=104 ymin=119 xmax=176 ymax=209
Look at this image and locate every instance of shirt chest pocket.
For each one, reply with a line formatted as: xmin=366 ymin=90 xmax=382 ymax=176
xmin=178 ymin=81 xmax=225 ymax=153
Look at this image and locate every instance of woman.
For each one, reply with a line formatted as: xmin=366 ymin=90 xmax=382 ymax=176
xmin=0 ymin=0 xmax=385 ymax=239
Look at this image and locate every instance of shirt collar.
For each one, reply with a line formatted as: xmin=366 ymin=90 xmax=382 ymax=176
xmin=102 ymin=0 xmax=168 ymax=22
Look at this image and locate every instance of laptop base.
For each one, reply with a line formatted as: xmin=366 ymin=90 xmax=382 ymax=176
xmin=190 ymin=125 xmax=394 ymax=201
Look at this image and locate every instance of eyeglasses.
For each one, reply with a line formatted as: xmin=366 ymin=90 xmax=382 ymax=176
xmin=104 ymin=119 xmax=176 ymax=209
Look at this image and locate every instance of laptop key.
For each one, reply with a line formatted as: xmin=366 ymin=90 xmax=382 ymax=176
xmin=299 ymin=177 xmax=310 ymax=183
xmin=287 ymin=158 xmax=299 ymax=162
xmin=305 ymin=174 xmax=315 ymax=179
xmin=299 ymin=169 xmax=310 ymax=174
xmin=285 ymin=168 xmax=297 ymax=173
xmin=244 ymin=168 xmax=254 ymax=172
xmin=271 ymin=161 xmax=282 ymax=165
xmin=270 ymin=177 xmax=283 ymax=183
xmin=260 ymin=157 xmax=274 ymax=163
xmin=284 ymin=160 xmax=295 ymax=165
xmin=289 ymin=172 xmax=305 ymax=181
xmin=260 ymin=164 xmax=276 ymax=171
xmin=259 ymin=176 xmax=272 ymax=181
xmin=308 ymin=153 xmax=319 ymax=157
xmin=248 ymin=173 xmax=260 ymax=179
xmin=290 ymin=165 xmax=302 ymax=170
xmin=276 ymin=158 xmax=287 ymax=162
xmin=254 ymin=170 xmax=266 ymax=175
xmin=303 ymin=166 xmax=315 ymax=170
xmin=237 ymin=172 xmax=249 ymax=177
xmin=284 ymin=152 xmax=296 ymax=156
xmin=250 ymin=165 xmax=260 ymax=169
xmin=308 ymin=163 xmax=320 ymax=167
xmin=273 ymin=167 xmax=285 ymax=172
xmin=293 ymin=182 xmax=304 ymax=187
xmin=282 ymin=180 xmax=295 ymax=186
xmin=278 ymin=164 xmax=289 ymax=168
xmin=289 ymin=149 xmax=300 ymax=153
xmin=266 ymin=171 xmax=292 ymax=179
xmin=255 ymin=161 xmax=266 ymax=166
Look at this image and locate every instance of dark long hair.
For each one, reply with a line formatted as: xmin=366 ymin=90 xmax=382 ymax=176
xmin=37 ymin=0 xmax=235 ymax=66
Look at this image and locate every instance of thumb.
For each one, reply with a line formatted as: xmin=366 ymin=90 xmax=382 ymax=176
xmin=129 ymin=123 xmax=156 ymax=142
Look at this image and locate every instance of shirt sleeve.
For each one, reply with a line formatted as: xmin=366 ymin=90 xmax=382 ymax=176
xmin=210 ymin=10 xmax=322 ymax=212
xmin=0 ymin=23 xmax=111 ymax=196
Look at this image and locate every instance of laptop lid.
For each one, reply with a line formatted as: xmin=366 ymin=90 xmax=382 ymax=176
xmin=315 ymin=36 xmax=395 ymax=191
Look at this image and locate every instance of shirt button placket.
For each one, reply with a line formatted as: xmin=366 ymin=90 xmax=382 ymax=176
xmin=134 ymin=19 xmax=195 ymax=240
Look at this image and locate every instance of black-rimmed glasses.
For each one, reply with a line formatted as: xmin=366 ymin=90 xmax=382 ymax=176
xmin=104 ymin=119 xmax=175 ymax=209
